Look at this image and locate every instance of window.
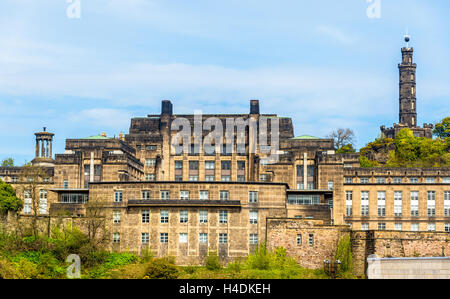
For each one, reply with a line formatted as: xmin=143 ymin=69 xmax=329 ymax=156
xmin=221 ymin=161 xmax=231 ymax=170
xmin=345 ymin=191 xmax=353 ymax=216
xmin=360 ymin=177 xmax=369 ymax=184
xmin=146 ymin=145 xmax=157 ymax=151
xmin=221 ymin=175 xmax=231 ymax=182
xmin=428 ymin=191 xmax=436 ymax=217
xmin=249 ymin=211 xmax=258 ymax=224
xmin=114 ymin=191 xmax=123 ymax=202
xmin=142 ymin=210 xmax=150 ymax=223
xmin=189 ymin=175 xmax=199 ymax=181
xmin=237 ymin=175 xmax=245 ymax=182
xmin=445 ymin=191 xmax=450 ymax=216
xmin=200 ymin=191 xmax=209 ymax=200
xmin=443 ymin=177 xmax=450 ymax=183
xmin=23 ymin=190 xmax=32 ymax=214
xmin=160 ymin=233 xmax=168 ymax=243
xmin=180 ymin=191 xmax=189 ymax=200
xmin=113 ymin=233 xmax=120 ymax=243
xmin=411 ymin=191 xmax=419 ymax=217
xmin=445 ymin=224 xmax=450 ymax=233
xmin=308 ymin=234 xmax=314 ymax=246
xmin=411 ymin=223 xmax=419 ymax=232
xmin=199 ymin=233 xmax=208 ymax=244
xmin=175 ymin=161 xmax=183 ymax=169
xmin=288 ymin=194 xmax=320 ymax=205
xmin=426 ymin=177 xmax=435 ymax=183
xmin=145 ymin=174 xmax=155 ymax=181
xmin=394 ymin=191 xmax=403 ymax=216
xmin=237 ymin=161 xmax=245 ymax=170
xmin=296 ymin=234 xmax=302 ymax=245
xmin=205 ymin=175 xmax=215 ymax=181
xmin=220 ymin=191 xmax=229 ymax=201
xmin=361 ymin=223 xmax=369 ymax=231
xmin=394 ymin=223 xmax=403 ymax=231
xmin=205 ymin=161 xmax=215 ymax=170
xmin=249 ymin=234 xmax=258 ymax=245
xmin=199 ymin=210 xmax=208 ymax=223
xmin=113 ymin=211 xmax=121 ymax=224
xmin=180 ymin=210 xmax=188 ymax=223
xmin=427 ymin=223 xmax=436 ymax=231
xmin=39 ymin=190 xmax=47 ymax=214
xmin=345 ymin=177 xmax=353 ymax=183
xmin=377 ymin=191 xmax=386 ymax=217
xmin=219 ymin=210 xmax=228 ymax=224
xmin=189 ymin=161 xmax=199 ymax=170
xmin=179 ymin=233 xmax=188 ymax=243
xmin=219 ymin=233 xmax=228 ymax=244
xmin=393 ymin=177 xmax=402 ymax=184
xmin=141 ymin=232 xmax=149 ymax=244
xmin=249 ymin=191 xmax=258 ymax=203
xmin=64 ymin=180 xmax=69 ymax=189
xmin=160 ymin=191 xmax=169 ymax=200
xmin=361 ymin=191 xmax=369 ymax=216
xmin=145 ymin=159 xmax=156 ymax=167
xmin=328 ymin=181 xmax=334 ymax=190
xmin=142 ymin=190 xmax=150 ymax=200
xmin=376 ymin=177 xmax=386 ymax=184
xmin=378 ymin=223 xmax=386 ymax=230
xmin=160 ymin=210 xmax=169 ymax=223
xmin=410 ymin=177 xmax=418 ymax=183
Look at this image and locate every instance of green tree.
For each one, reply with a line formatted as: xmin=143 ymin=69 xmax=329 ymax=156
xmin=433 ymin=117 xmax=450 ymax=139
xmin=336 ymin=144 xmax=356 ymax=154
xmin=0 ymin=180 xmax=23 ymax=214
xmin=1 ymin=158 xmax=14 ymax=167
xmin=335 ymin=234 xmax=352 ymax=272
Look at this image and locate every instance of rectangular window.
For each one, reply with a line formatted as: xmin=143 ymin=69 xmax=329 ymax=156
xmin=360 ymin=177 xmax=369 ymax=184
xmin=39 ymin=189 xmax=48 ymax=214
xmin=376 ymin=177 xmax=386 ymax=184
xmin=179 ymin=233 xmax=188 ymax=243
xmin=378 ymin=223 xmax=386 ymax=230
xmin=199 ymin=233 xmax=208 ymax=244
xmin=345 ymin=177 xmax=353 ymax=183
xmin=63 ymin=180 xmax=69 ymax=189
xmin=199 ymin=210 xmax=208 ymax=223
xmin=205 ymin=161 xmax=215 ymax=170
xmin=308 ymin=234 xmax=314 ymax=246
xmin=189 ymin=161 xmax=199 ymax=170
xmin=411 ymin=191 xmax=419 ymax=217
xmin=237 ymin=161 xmax=245 ymax=170
xmin=410 ymin=177 xmax=418 ymax=183
xmin=249 ymin=211 xmax=258 ymax=224
xmin=200 ymin=190 xmax=209 ymax=200
xmin=426 ymin=177 xmax=435 ymax=183
xmin=145 ymin=145 xmax=157 ymax=151
xmin=428 ymin=191 xmax=436 ymax=217
xmin=205 ymin=175 xmax=215 ymax=181
xmin=180 ymin=210 xmax=188 ymax=223
xmin=145 ymin=174 xmax=155 ymax=181
xmin=145 ymin=159 xmax=156 ymax=167
xmin=160 ymin=210 xmax=169 ymax=223
xmin=445 ymin=224 xmax=450 ymax=233
xmin=445 ymin=191 xmax=450 ymax=216
xmin=113 ymin=211 xmax=121 ymax=224
xmin=393 ymin=177 xmax=402 ymax=184
xmin=249 ymin=234 xmax=258 ymax=245
xmin=428 ymin=223 xmax=436 ymax=231
xmin=113 ymin=233 xmax=120 ymax=243
xmin=142 ymin=210 xmax=150 ymax=223
xmin=411 ymin=223 xmax=419 ymax=232
xmin=219 ymin=233 xmax=228 ymax=244
xmin=189 ymin=175 xmax=199 ymax=181
xmin=180 ymin=190 xmax=189 ymax=200
xmin=361 ymin=223 xmax=369 ymax=231
xmin=160 ymin=233 xmax=168 ymax=243
xmin=219 ymin=210 xmax=228 ymax=224
xmin=361 ymin=191 xmax=369 ymax=216
xmin=221 ymin=161 xmax=231 ymax=170
xmin=328 ymin=181 xmax=334 ymax=190
xmin=142 ymin=190 xmax=151 ymax=200
xmin=377 ymin=192 xmax=386 ymax=217
xmin=175 ymin=161 xmax=183 ymax=169
xmin=141 ymin=232 xmax=149 ymax=244
xmin=296 ymin=234 xmax=302 ymax=245
xmin=237 ymin=175 xmax=245 ymax=182
xmin=160 ymin=191 xmax=170 ymax=200
xmin=345 ymin=191 xmax=353 ymax=216
xmin=394 ymin=223 xmax=403 ymax=231
xmin=221 ymin=175 xmax=231 ymax=182
xmin=249 ymin=191 xmax=258 ymax=203
xmin=443 ymin=177 xmax=450 ymax=183
xmin=114 ymin=191 xmax=123 ymax=202
xmin=220 ymin=191 xmax=229 ymax=201
xmin=394 ymin=191 xmax=403 ymax=216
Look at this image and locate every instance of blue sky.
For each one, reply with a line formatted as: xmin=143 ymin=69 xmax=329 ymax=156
xmin=0 ymin=0 xmax=449 ymax=164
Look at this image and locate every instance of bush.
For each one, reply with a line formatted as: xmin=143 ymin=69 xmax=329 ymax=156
xmin=205 ymin=251 xmax=221 ymax=270
xmin=245 ymin=243 xmax=271 ymax=270
xmin=335 ymin=234 xmax=353 ymax=273
xmin=144 ymin=258 xmax=179 ymax=279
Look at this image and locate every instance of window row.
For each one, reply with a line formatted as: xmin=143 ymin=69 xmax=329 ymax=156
xmin=345 ymin=177 xmax=450 ymax=184
xmin=114 ymin=190 xmax=258 ymax=202
xmin=23 ymin=189 xmax=48 ymax=214
xmin=358 ymin=222 xmax=450 ymax=232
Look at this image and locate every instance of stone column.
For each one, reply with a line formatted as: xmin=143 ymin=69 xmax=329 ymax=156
xmin=303 ymin=152 xmax=307 ymax=190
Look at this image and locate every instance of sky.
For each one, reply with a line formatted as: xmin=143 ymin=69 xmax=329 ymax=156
xmin=0 ymin=0 xmax=449 ymax=165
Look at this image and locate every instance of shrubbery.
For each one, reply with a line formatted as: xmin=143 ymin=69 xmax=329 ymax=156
xmin=144 ymin=257 xmax=179 ymax=279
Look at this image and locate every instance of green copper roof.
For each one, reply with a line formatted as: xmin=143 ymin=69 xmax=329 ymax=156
xmin=292 ymin=135 xmax=321 ymax=140
xmin=83 ymin=134 xmax=110 ymax=140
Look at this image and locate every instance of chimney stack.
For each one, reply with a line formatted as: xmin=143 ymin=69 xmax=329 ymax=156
xmin=161 ymin=100 xmax=173 ymax=115
xmin=250 ymin=99 xmax=260 ymax=115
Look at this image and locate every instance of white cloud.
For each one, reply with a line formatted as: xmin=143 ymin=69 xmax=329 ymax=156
xmin=68 ymin=108 xmax=132 ymax=129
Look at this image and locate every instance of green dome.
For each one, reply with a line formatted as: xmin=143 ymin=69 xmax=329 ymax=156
xmin=291 ymin=135 xmax=320 ymax=140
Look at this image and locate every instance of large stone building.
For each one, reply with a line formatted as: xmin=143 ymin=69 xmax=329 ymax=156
xmin=0 ymin=37 xmax=449 ymax=266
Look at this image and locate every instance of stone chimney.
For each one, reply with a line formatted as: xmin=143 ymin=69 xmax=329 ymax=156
xmin=250 ymin=99 xmax=260 ymax=115
xmin=161 ymin=100 xmax=173 ymax=115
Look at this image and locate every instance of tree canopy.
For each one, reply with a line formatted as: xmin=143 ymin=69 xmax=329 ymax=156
xmin=1 ymin=158 xmax=14 ymax=167
xmin=434 ymin=117 xmax=450 ymax=139
xmin=327 ymin=128 xmax=355 ymax=151
xmin=0 ymin=180 xmax=23 ymax=214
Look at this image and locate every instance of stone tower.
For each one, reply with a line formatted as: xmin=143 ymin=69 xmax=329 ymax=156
xmin=380 ymin=34 xmax=433 ymax=139
xmin=31 ymin=127 xmax=55 ymax=167
xmin=398 ymin=35 xmax=417 ymax=127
